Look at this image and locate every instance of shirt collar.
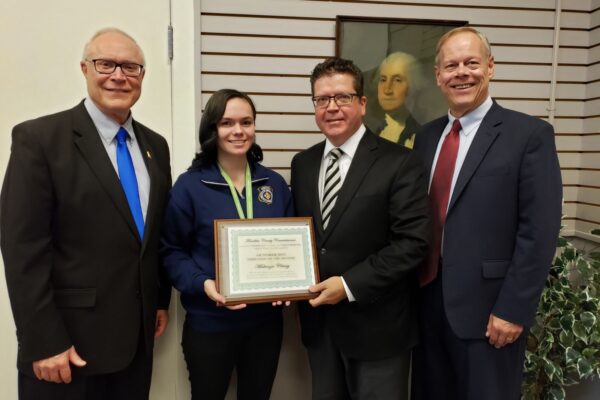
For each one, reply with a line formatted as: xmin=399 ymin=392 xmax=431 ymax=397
xmin=84 ymin=97 xmax=135 ymax=144
xmin=447 ymin=96 xmax=493 ymax=137
xmin=323 ymin=124 xmax=366 ymax=160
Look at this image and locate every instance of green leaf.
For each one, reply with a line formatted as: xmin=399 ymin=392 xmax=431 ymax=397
xmin=581 ymin=348 xmax=598 ymax=359
xmin=546 ymin=385 xmax=566 ymax=400
xmin=559 ymin=276 xmax=571 ymax=288
xmin=530 ymin=322 xmax=543 ymax=336
xmin=522 ymin=225 xmax=600 ymax=398
xmin=563 ymin=247 xmax=576 ymax=261
xmin=582 ymin=300 xmax=598 ymax=312
xmin=565 ymin=347 xmax=580 ymax=365
xmin=559 ymin=330 xmax=575 ymax=348
xmin=581 ymin=289 xmax=594 ymax=302
xmin=560 ymin=314 xmax=575 ymax=331
xmin=590 ymin=228 xmax=600 ymax=236
xmin=548 ymin=318 xmax=562 ymax=330
xmin=544 ymin=358 xmax=557 ymax=380
xmin=577 ymin=259 xmax=592 ymax=277
xmin=580 ymin=311 xmax=597 ymax=331
xmin=573 ymin=321 xmax=588 ymax=344
xmin=564 ymin=290 xmax=579 ymax=303
xmin=577 ymin=358 xmax=593 ymax=378
xmin=554 ymin=365 xmax=564 ymax=382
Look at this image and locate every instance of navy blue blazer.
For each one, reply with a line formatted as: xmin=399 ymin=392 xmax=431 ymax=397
xmin=414 ymin=101 xmax=562 ymax=339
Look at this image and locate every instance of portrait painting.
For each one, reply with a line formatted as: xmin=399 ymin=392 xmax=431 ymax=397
xmin=336 ymin=16 xmax=467 ymax=148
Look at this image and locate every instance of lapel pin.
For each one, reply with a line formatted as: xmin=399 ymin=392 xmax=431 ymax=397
xmin=146 ymin=150 xmax=152 ymax=159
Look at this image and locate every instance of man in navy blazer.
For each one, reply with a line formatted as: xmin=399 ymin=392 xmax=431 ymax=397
xmin=1 ymin=28 xmax=171 ymax=399
xmin=411 ymin=27 xmax=562 ymax=400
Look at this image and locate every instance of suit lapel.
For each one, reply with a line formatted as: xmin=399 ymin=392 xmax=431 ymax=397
xmin=447 ymin=103 xmax=503 ymax=213
xmin=303 ymin=143 xmax=326 ymax=238
xmin=322 ymin=132 xmax=378 ymax=243
xmin=71 ymin=103 xmax=141 ymax=242
xmin=133 ymin=121 xmax=160 ymax=252
xmin=422 ymin=117 xmax=448 ymax=181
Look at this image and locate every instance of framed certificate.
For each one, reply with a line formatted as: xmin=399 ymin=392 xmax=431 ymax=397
xmin=214 ymin=217 xmax=320 ymax=305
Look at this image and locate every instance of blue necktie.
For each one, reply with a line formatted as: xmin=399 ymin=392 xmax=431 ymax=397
xmin=115 ymin=127 xmax=144 ymax=239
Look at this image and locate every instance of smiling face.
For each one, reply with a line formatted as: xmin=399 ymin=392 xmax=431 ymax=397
xmin=435 ymin=31 xmax=494 ymax=118
xmin=377 ymin=59 xmax=409 ymax=112
xmin=313 ymin=73 xmax=366 ymax=147
xmin=80 ymin=31 xmax=145 ymax=124
xmin=216 ymin=97 xmax=256 ymax=161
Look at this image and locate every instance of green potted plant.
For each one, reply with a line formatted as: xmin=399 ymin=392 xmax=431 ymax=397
xmin=521 ymin=228 xmax=600 ymax=400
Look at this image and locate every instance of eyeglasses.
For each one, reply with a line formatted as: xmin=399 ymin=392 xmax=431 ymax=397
xmin=312 ymin=93 xmax=358 ymax=108
xmin=86 ymin=59 xmax=144 ymax=77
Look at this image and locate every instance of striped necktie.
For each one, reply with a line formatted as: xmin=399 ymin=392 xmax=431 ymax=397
xmin=322 ymin=148 xmax=343 ymax=230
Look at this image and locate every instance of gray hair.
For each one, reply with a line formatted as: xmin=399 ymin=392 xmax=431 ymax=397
xmin=82 ymin=27 xmax=145 ymax=64
xmin=379 ymin=51 xmax=425 ymax=93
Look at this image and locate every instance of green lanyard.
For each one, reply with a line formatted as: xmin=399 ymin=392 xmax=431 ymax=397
xmin=218 ymin=163 xmax=253 ymax=219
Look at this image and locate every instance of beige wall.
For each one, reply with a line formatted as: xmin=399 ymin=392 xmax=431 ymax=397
xmin=0 ymin=0 xmax=179 ymax=398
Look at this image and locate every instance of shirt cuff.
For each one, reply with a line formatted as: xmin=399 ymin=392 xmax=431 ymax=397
xmin=341 ymin=276 xmax=355 ymax=302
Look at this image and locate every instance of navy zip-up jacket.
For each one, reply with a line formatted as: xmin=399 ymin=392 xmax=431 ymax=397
xmin=161 ymin=162 xmax=294 ymax=332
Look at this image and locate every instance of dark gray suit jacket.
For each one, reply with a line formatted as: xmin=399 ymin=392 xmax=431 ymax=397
xmin=1 ymin=101 xmax=172 ymax=376
xmin=291 ymin=129 xmax=430 ymax=360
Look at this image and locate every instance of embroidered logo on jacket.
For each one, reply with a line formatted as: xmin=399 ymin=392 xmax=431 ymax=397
xmin=257 ymin=186 xmax=273 ymax=205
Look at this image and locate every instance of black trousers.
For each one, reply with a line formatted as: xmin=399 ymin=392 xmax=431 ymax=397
xmin=411 ymin=272 xmax=527 ymax=400
xmin=306 ymin=324 xmax=410 ymax=400
xmin=18 ymin=336 xmax=152 ymax=400
xmin=182 ymin=319 xmax=283 ymax=400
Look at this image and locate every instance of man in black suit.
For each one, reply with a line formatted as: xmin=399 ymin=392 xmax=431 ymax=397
xmin=291 ymin=58 xmax=429 ymax=399
xmin=411 ymin=27 xmax=562 ymax=400
xmin=1 ymin=28 xmax=171 ymax=400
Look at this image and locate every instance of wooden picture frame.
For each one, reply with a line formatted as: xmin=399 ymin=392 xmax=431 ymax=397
xmin=214 ymin=217 xmax=320 ymax=305
xmin=336 ymin=16 xmax=468 ymax=148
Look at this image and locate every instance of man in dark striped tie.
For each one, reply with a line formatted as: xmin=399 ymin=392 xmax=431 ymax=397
xmin=291 ymin=57 xmax=430 ymax=400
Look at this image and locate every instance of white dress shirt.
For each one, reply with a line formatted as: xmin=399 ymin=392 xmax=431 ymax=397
xmin=318 ymin=124 xmax=367 ymax=302
xmin=429 ymin=96 xmax=494 ymax=200
xmin=84 ymin=97 xmax=150 ymax=220
xmin=429 ymin=96 xmax=493 ymax=254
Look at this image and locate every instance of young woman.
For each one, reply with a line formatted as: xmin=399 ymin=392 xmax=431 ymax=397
xmin=161 ymin=89 xmax=293 ymax=399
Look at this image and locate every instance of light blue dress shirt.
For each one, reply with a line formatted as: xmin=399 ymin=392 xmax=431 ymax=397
xmin=84 ymin=97 xmax=150 ymax=220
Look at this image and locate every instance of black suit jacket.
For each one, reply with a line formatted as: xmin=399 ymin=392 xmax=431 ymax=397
xmin=0 ymin=101 xmax=172 ymax=376
xmin=414 ymin=102 xmax=562 ymax=338
xmin=291 ymin=129 xmax=429 ymax=360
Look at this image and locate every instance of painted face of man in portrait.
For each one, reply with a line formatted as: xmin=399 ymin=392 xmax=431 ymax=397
xmin=377 ymin=58 xmax=409 ymax=113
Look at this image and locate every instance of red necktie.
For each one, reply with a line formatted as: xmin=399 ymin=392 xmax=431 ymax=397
xmin=419 ymin=119 xmax=461 ymax=286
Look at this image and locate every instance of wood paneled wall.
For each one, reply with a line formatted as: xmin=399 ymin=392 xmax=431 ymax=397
xmin=199 ymin=0 xmax=600 ymax=239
